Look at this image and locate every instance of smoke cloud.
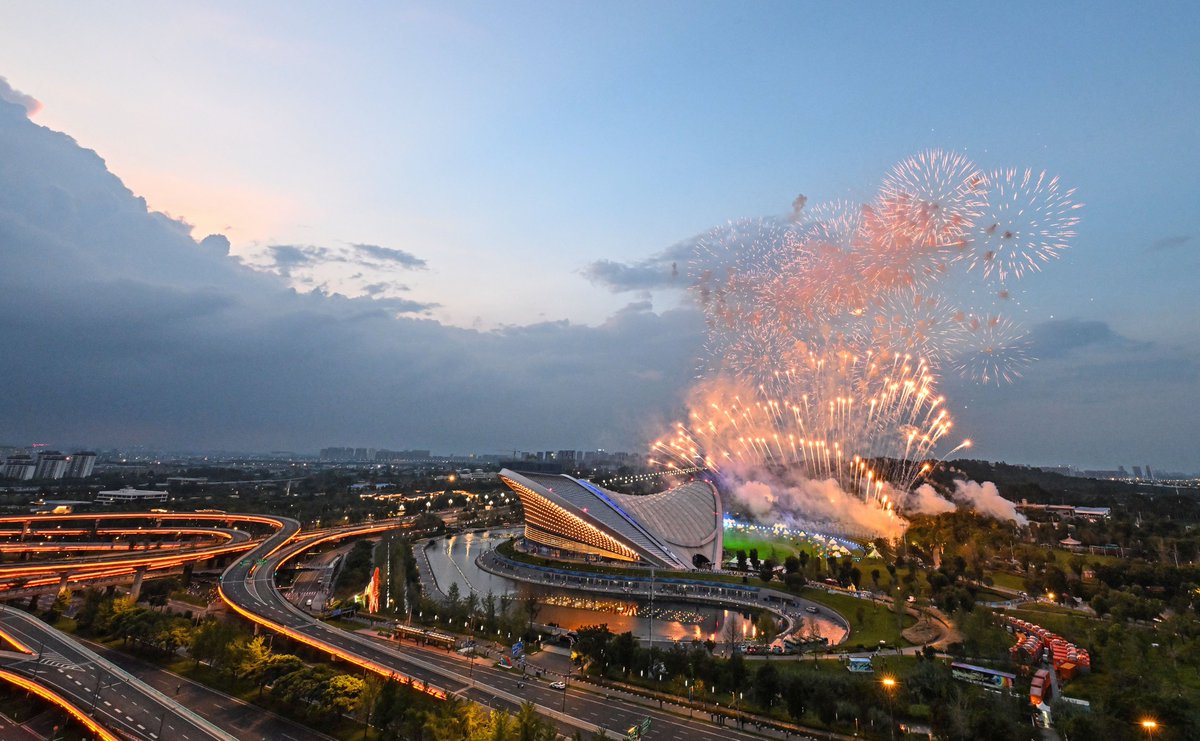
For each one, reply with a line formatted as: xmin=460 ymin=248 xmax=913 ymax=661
xmin=728 ymin=466 xmax=906 ymax=539
xmin=0 ymin=77 xmax=41 ymax=117
xmin=906 ymin=484 xmax=957 ymax=515
xmin=790 ymin=193 xmax=807 ymax=221
xmin=950 ymin=479 xmax=1027 ymax=525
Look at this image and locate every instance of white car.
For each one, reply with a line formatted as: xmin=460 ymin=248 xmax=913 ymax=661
xmin=549 ymin=681 xmax=567 ymax=690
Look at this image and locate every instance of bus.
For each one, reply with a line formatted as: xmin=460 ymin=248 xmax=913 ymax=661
xmin=950 ymin=662 xmax=1015 ymax=690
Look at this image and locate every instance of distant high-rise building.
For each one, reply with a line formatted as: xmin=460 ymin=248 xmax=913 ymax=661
xmin=1146 ymin=465 xmax=1154 ymax=480
xmin=66 ymin=451 xmax=97 ymax=478
xmin=3 ymin=454 xmax=36 ymax=480
xmin=33 ymin=451 xmax=69 ymax=479
xmin=1133 ymin=466 xmax=1144 ymax=478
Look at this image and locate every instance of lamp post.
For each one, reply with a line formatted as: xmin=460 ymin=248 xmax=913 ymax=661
xmin=1141 ymin=719 xmax=1159 ymax=740
xmin=881 ymin=676 xmax=897 ymax=741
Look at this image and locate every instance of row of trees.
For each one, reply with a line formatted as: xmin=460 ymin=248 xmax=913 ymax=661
xmin=570 ymin=623 xmax=1037 ymax=740
xmin=64 ymin=588 xmax=581 ymax=739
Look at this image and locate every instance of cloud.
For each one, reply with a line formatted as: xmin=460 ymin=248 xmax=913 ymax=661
xmin=1146 ymin=235 xmax=1192 ymax=252
xmin=198 ymin=234 xmax=231 ymax=256
xmin=1025 ymin=318 xmax=1145 ymax=360
xmin=249 ymin=243 xmax=434 ymax=311
xmin=0 ymin=98 xmax=702 ymax=452
xmin=0 ymin=77 xmax=41 ymax=117
xmin=580 ymin=241 xmax=692 ymax=292
xmin=351 ymin=243 xmax=426 ymax=269
xmin=266 ymin=244 xmax=325 ymax=275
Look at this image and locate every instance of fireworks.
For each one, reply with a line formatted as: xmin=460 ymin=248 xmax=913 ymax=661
xmin=654 ymin=349 xmax=972 ymax=498
xmin=967 ymin=168 xmax=1082 ymax=283
xmin=951 ymin=314 xmax=1033 ymax=385
xmin=655 ymin=150 xmax=1079 ymax=535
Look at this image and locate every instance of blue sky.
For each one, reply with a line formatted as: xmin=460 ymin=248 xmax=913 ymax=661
xmin=0 ymin=2 xmax=1197 ymax=468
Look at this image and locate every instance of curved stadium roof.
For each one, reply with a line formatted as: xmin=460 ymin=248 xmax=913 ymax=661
xmin=499 ymin=469 xmax=722 ymax=569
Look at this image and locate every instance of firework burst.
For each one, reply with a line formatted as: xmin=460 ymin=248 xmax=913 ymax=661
xmin=655 ymin=151 xmax=1078 ymax=534
xmin=967 ymin=168 xmax=1082 ymax=283
xmin=951 ymin=314 xmax=1033 ymax=385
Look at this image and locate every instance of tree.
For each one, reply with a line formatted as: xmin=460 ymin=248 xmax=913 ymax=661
xmin=515 ymin=701 xmax=556 ymax=741
xmin=784 ymin=555 xmax=800 ymax=574
xmin=251 ymin=653 xmax=303 ymax=695
xmin=446 ymin=582 xmax=462 ymax=621
xmin=753 ymin=662 xmax=780 ymax=709
xmin=191 ymin=618 xmax=239 ymax=673
xmin=755 ymin=611 xmax=777 ymax=642
xmin=736 ymin=549 xmax=748 ymax=571
xmin=574 ymin=625 xmax=614 ymax=673
xmin=726 ymin=652 xmax=748 ymax=690
xmin=232 ymin=635 xmax=270 ymax=679
xmin=483 ymin=590 xmax=498 ymax=632
xmin=612 ymin=632 xmax=639 ymax=677
xmin=749 ymin=548 xmax=760 ymax=571
xmin=871 ymin=568 xmax=882 ymax=590
xmin=74 ymin=589 xmax=106 ymax=633
xmin=759 ymin=560 xmax=776 ymax=583
xmin=785 ymin=675 xmax=808 ymax=720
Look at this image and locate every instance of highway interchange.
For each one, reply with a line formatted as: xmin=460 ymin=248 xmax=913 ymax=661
xmin=0 ymin=511 xmax=820 ymax=739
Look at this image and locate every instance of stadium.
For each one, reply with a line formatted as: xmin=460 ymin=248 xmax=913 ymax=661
xmin=499 ymin=469 xmax=723 ymax=569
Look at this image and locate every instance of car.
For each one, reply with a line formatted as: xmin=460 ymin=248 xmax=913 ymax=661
xmin=805 ymin=606 xmax=819 ymax=614
xmin=550 ymin=681 xmax=567 ymax=690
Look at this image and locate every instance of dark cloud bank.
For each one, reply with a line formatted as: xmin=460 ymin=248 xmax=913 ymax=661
xmin=0 ymin=98 xmax=700 ymax=453
xmin=0 ymin=95 xmax=1195 ymax=467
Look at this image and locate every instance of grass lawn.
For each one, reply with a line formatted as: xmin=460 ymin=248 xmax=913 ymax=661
xmin=988 ymin=571 xmax=1027 ymax=591
xmin=170 ymin=590 xmax=210 ymax=608
xmin=1003 ymin=607 xmax=1102 ymax=645
xmin=723 ymin=531 xmax=810 ymax=563
xmin=801 ymin=589 xmax=915 ymax=649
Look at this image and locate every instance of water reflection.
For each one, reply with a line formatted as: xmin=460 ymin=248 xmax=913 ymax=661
xmin=424 ymin=529 xmax=842 ymax=644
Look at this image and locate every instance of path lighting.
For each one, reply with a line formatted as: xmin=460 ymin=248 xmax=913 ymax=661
xmin=1141 ymin=719 xmax=1159 ymax=739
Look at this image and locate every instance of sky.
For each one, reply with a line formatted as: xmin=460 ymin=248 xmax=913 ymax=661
xmin=0 ymin=2 xmax=1197 ymax=469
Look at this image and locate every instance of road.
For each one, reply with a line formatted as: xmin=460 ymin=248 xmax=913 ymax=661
xmin=286 ymin=544 xmax=349 ymax=612
xmin=0 ymin=604 xmax=235 ymax=741
xmin=220 ymin=518 xmax=821 ymax=741
xmin=0 ymin=513 xmax=286 ymax=595
xmin=81 ymin=638 xmax=334 ymax=741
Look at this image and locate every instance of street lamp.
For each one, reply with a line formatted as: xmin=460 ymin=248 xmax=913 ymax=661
xmin=881 ymin=676 xmax=898 ymax=741
xmin=1141 ymin=719 xmax=1159 ymax=739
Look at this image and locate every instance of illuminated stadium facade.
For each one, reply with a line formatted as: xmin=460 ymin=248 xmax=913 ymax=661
xmin=499 ymin=469 xmax=723 ymax=569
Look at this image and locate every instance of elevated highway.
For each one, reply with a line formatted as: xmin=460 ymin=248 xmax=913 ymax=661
xmin=219 ymin=520 xmax=806 ymax=741
xmin=0 ymin=604 xmax=234 ymax=741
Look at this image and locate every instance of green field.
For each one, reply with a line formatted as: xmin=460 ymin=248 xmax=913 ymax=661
xmin=801 ymin=588 xmax=915 ymax=649
xmin=722 ymin=526 xmax=858 ymax=563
